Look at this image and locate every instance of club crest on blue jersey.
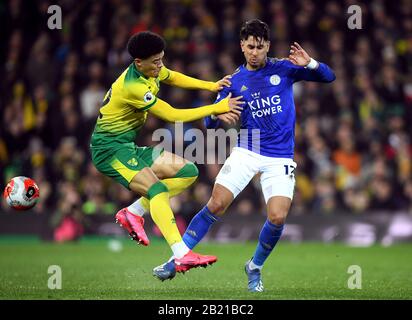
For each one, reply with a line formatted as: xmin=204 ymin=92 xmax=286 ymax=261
xmin=270 ymin=74 xmax=281 ymax=85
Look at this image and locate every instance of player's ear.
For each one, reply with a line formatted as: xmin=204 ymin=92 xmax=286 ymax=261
xmin=240 ymin=40 xmax=244 ymax=52
xmin=134 ymin=58 xmax=142 ymax=67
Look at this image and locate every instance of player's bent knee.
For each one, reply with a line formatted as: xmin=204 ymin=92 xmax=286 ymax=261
xmin=129 ymin=168 xmax=160 ymax=196
xmin=268 ymin=211 xmax=288 ymax=225
xmin=207 ymin=196 xmax=228 ymax=216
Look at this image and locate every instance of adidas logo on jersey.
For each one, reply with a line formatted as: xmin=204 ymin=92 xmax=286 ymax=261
xmin=241 ymin=85 xmax=248 ymax=92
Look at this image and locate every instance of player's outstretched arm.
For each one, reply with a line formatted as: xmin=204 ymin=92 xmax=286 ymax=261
xmin=162 ymin=69 xmax=231 ymax=92
xmin=204 ymin=87 xmax=241 ymax=128
xmin=287 ymin=42 xmax=336 ymax=83
xmin=148 ymin=93 xmax=243 ymax=123
xmin=205 ymin=111 xmax=240 ymax=128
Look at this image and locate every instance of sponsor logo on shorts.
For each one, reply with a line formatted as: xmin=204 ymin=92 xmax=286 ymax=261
xmin=127 ymin=158 xmax=138 ymax=166
xmin=222 ymin=165 xmax=231 ymax=174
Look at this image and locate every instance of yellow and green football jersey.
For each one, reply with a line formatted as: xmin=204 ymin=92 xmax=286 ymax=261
xmin=90 ymin=63 xmax=171 ymax=146
xmin=89 ymin=61 xmax=227 ymax=189
xmin=90 ymin=63 xmax=171 ymax=188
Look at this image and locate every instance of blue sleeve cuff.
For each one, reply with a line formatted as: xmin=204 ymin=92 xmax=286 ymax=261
xmin=204 ymin=116 xmax=220 ymax=129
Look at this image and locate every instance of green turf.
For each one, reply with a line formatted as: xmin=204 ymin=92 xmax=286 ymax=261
xmin=0 ymin=237 xmax=411 ymax=300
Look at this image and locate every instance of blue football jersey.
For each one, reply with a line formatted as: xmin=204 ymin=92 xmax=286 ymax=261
xmin=205 ymin=58 xmax=335 ymax=158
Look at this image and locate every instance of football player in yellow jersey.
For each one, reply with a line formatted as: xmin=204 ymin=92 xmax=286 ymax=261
xmin=90 ymin=31 xmax=243 ymax=273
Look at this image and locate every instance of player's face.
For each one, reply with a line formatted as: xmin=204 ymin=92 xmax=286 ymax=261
xmin=136 ymin=51 xmax=164 ymax=78
xmin=241 ymin=36 xmax=270 ymax=70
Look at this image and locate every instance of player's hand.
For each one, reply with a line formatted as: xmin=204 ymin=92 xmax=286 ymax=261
xmin=217 ymin=111 xmax=240 ymax=125
xmin=213 ymin=75 xmax=232 ymax=92
xmin=288 ymin=42 xmax=311 ymax=66
xmin=227 ymin=93 xmax=244 ymax=114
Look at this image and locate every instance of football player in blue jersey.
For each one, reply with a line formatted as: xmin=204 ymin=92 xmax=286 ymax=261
xmin=152 ymin=19 xmax=336 ymax=292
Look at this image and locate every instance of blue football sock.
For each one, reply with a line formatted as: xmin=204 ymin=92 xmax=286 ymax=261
xmin=182 ymin=206 xmax=219 ymax=249
xmin=252 ymin=220 xmax=284 ymax=267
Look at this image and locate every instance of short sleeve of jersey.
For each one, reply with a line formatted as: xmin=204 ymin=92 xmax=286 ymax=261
xmin=158 ymin=66 xmax=171 ymax=81
xmin=125 ymin=83 xmax=158 ymax=111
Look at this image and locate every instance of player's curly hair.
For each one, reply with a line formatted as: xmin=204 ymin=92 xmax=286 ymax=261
xmin=240 ymin=19 xmax=270 ymax=42
xmin=127 ymin=31 xmax=166 ymax=59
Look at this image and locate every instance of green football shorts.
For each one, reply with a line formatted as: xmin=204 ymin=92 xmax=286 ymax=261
xmin=91 ymin=142 xmax=164 ymax=189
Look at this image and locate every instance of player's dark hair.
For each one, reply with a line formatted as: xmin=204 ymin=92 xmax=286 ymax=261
xmin=240 ymin=19 xmax=270 ymax=42
xmin=127 ymin=31 xmax=166 ymax=59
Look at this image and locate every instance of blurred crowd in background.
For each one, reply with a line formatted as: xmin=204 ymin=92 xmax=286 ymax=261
xmin=1 ymin=0 xmax=412 ymax=240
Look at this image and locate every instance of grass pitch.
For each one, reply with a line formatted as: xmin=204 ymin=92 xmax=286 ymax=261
xmin=0 ymin=237 xmax=411 ymax=300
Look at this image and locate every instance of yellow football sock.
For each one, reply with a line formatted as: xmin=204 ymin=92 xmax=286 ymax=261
xmin=147 ymin=182 xmax=182 ymax=246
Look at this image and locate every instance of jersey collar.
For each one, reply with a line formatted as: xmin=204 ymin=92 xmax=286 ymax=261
xmin=241 ymin=58 xmax=270 ymax=73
